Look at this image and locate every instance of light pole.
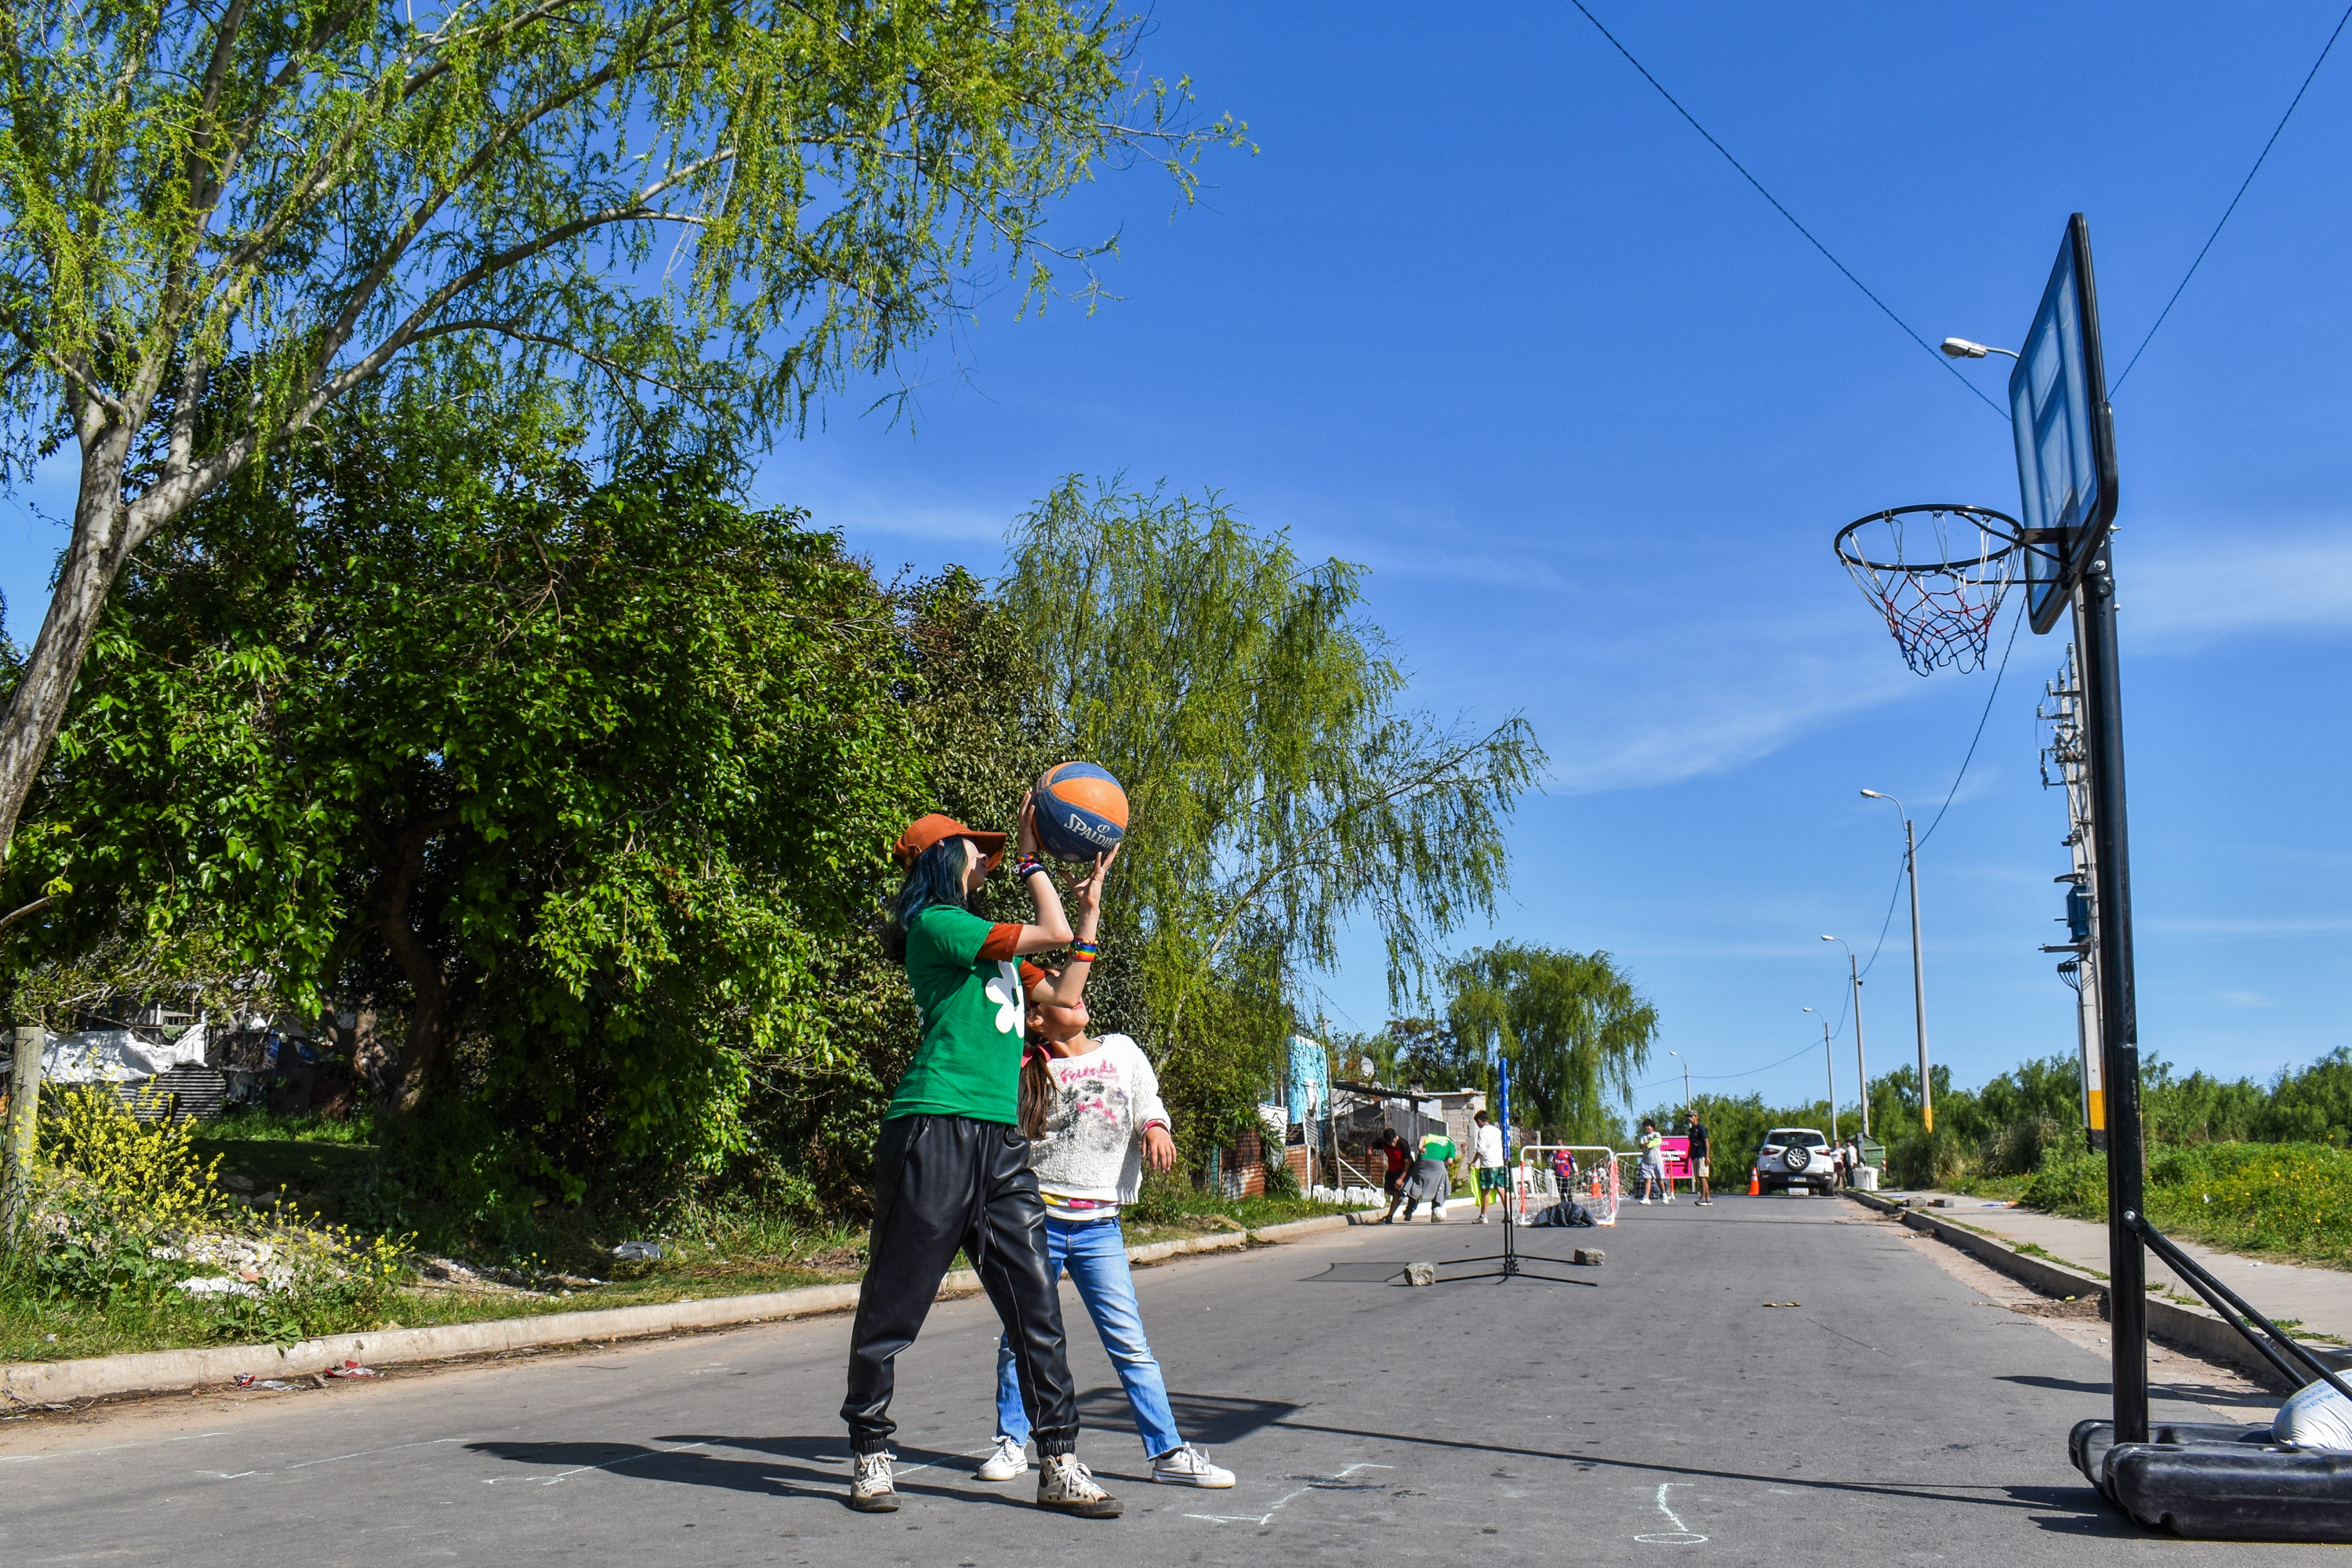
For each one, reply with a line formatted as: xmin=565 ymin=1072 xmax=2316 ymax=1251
xmin=1667 ymin=1050 xmax=1690 ymax=1117
xmin=1802 ymin=1007 xmax=1838 ymax=1139
xmin=1821 ymin=935 xmax=1868 ymax=1138
xmin=1861 ymin=789 xmax=1933 ymax=1133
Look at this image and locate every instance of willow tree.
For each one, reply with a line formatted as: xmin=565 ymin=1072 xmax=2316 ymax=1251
xmin=1443 ymin=943 xmax=1657 ymax=1142
xmin=0 ymin=0 xmax=1243 ymax=877
xmin=1000 ymin=478 xmax=1542 ymax=1148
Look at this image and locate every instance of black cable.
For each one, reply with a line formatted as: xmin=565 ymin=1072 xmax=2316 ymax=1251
xmin=1566 ymin=0 xmax=2006 ymax=419
xmin=2112 ymin=2 xmax=2352 ymax=393
xmin=1916 ymin=597 xmax=2024 ymax=852
xmin=1857 ymin=596 xmax=2024 ymax=982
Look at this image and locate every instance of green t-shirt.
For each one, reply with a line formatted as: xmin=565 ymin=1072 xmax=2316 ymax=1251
xmin=1419 ymin=1132 xmax=1456 ymax=1162
xmin=887 ymin=902 xmax=1025 ymax=1124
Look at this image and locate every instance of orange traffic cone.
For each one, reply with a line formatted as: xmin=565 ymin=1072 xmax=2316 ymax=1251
xmin=1747 ymin=1170 xmax=1761 ymax=1196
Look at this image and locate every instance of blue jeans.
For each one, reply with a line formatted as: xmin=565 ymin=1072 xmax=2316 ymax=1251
xmin=994 ymin=1214 xmax=1183 ymax=1457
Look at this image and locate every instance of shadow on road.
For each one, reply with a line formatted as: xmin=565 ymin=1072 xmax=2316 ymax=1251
xmin=1264 ymin=1417 xmax=2136 ymax=1519
xmin=470 ymin=1437 xmax=1032 ymax=1509
xmin=1079 ymin=1388 xmax=1299 ymax=1445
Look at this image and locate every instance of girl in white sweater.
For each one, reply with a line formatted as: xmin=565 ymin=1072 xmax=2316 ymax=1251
xmin=972 ymin=953 xmax=1236 ymax=1490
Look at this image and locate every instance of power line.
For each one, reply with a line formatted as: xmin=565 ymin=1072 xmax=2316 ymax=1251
xmin=1566 ymin=1 xmax=2006 ymax=419
xmin=2112 ymin=2 xmax=2352 ymax=393
xmin=1854 ymin=597 xmax=2025 ymax=984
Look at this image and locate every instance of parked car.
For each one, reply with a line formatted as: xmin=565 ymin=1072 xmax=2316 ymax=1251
xmin=1754 ymin=1127 xmax=1836 ymax=1196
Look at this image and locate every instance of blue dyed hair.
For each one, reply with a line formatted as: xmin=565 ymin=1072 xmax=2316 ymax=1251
xmin=882 ymin=837 xmax=974 ymax=964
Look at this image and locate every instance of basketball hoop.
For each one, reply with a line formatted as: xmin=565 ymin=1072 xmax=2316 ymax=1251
xmin=1834 ymin=504 xmax=2024 ymax=675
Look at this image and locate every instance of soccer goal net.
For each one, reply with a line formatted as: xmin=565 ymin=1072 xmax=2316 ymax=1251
xmin=1510 ymin=1145 xmax=1622 ymax=1227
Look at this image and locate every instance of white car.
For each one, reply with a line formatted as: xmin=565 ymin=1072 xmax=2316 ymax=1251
xmin=1755 ymin=1127 xmax=1837 ymax=1196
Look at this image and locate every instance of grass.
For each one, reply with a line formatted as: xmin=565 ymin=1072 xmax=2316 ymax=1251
xmin=2021 ymin=1140 xmax=2352 ymax=1272
xmin=2 ymin=1134 xmax=1363 ymax=1366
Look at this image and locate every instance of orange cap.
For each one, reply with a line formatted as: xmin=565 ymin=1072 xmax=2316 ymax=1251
xmin=892 ymin=813 xmax=1007 ymax=872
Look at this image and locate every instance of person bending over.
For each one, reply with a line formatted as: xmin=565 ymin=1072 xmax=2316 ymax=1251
xmin=840 ymin=803 xmax=1119 ymax=1519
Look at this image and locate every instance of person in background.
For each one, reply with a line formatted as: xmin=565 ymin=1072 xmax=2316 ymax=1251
xmin=1635 ymin=1119 xmax=1667 ymax=1204
xmin=1400 ymin=1124 xmax=1456 ymax=1221
xmin=1377 ymin=1129 xmax=1412 ymax=1222
xmin=1468 ymin=1109 xmax=1508 ymax=1224
xmin=1686 ymin=1110 xmax=1713 ymax=1206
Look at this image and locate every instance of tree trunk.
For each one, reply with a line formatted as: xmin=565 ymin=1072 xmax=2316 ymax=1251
xmin=0 ymin=429 xmax=142 ymax=862
xmin=2 ymin=1023 xmax=45 ymax=1229
xmin=369 ymin=815 xmax=459 ymax=1120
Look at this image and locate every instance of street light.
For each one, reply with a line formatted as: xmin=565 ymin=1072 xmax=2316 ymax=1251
xmin=1860 ymin=789 xmax=1933 ymax=1132
xmin=1821 ymin=935 xmax=1868 ymax=1139
xmin=1666 ymin=1050 xmax=1691 ymax=1117
xmin=1801 ymin=1007 xmax=1838 ymax=1139
xmin=1939 ymin=336 xmax=2021 ymax=361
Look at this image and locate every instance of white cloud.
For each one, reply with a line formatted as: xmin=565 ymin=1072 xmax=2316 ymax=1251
xmin=2127 ymin=529 xmax=2352 ymax=645
xmin=2216 ymin=990 xmax=2275 ymax=1010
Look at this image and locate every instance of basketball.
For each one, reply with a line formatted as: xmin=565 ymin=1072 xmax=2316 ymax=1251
xmin=1033 ymin=761 xmax=1128 ymax=862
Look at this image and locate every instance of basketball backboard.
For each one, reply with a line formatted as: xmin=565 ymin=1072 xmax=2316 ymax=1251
xmin=2009 ymin=214 xmax=2119 ymax=634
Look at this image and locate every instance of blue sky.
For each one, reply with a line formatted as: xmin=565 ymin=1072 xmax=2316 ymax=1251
xmin=9 ymin=2 xmax=2351 ymax=1117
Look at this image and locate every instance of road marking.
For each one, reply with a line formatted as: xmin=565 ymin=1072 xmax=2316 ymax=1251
xmin=1633 ymin=1481 xmax=1708 ymax=1544
xmin=289 ymin=1436 xmax=466 ymax=1472
xmin=1187 ymin=1461 xmax=1392 ymax=1526
xmin=537 ymin=1439 xmax=708 ymax=1485
xmin=0 ymin=1432 xmax=232 ymax=1466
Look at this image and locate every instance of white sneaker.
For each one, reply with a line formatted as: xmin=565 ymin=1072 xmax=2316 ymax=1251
xmin=978 ymin=1436 xmax=1029 ymax=1482
xmin=1664 ymin=1193 xmax=1675 ymax=1203
xmin=1151 ymin=1443 xmax=1236 ymax=1488
xmin=849 ymin=1450 xmax=898 ymax=1512
xmin=1638 ymin=1196 xmax=1650 ymax=1205
xmin=1036 ymin=1453 xmax=1121 ymax=1517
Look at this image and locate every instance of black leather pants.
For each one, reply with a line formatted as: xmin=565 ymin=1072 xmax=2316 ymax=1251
xmin=841 ymin=1114 xmax=1079 ymax=1456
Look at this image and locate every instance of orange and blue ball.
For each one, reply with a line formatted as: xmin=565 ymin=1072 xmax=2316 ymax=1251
xmin=1034 ymin=762 xmax=1128 ymax=862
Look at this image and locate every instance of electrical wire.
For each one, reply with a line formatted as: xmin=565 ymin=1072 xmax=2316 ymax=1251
xmin=1565 ymin=0 xmax=2006 ymax=419
xmin=2112 ymin=2 xmax=2352 ymax=393
xmin=1855 ymin=596 xmax=2026 ymax=985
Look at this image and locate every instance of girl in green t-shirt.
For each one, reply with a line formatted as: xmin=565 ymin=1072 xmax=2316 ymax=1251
xmin=840 ymin=797 xmax=1122 ymax=1519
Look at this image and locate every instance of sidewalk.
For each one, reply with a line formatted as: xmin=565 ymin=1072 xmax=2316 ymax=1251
xmin=1899 ymin=1189 xmax=2352 ymax=1346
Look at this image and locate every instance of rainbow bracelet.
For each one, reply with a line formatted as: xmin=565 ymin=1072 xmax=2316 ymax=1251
xmin=1069 ymin=938 xmax=1102 ymax=961
xmin=1015 ymin=858 xmax=1050 ymax=882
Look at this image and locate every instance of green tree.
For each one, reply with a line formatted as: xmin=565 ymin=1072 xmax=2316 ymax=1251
xmin=1443 ymin=943 xmax=1657 ymax=1145
xmin=0 ymin=0 xmax=1243 ymax=882
xmin=5 ymin=392 xmax=923 ymax=1196
xmin=998 ymin=478 xmax=1541 ymax=1155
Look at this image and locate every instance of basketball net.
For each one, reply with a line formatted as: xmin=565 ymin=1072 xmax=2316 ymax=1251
xmin=1835 ymin=506 xmax=2020 ymax=676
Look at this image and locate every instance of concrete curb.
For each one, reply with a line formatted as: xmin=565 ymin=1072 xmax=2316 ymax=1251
xmin=1845 ymin=1192 xmax=2291 ymax=1388
xmin=1 ymin=1209 xmax=1375 ymax=1407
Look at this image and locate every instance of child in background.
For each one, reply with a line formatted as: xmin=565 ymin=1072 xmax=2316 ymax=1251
xmin=1377 ymin=1130 xmax=1412 ymax=1222
xmin=1636 ymin=1119 xmax=1667 ymax=1204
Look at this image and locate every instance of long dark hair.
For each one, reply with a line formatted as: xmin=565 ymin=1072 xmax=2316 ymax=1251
xmin=881 ymin=837 xmax=973 ymax=964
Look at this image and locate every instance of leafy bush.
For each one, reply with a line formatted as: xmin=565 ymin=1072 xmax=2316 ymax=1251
xmin=2022 ymin=1140 xmax=2352 ymax=1269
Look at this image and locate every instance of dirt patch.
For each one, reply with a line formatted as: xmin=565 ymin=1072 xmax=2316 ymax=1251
xmin=2007 ymin=1294 xmax=2103 ymax=1320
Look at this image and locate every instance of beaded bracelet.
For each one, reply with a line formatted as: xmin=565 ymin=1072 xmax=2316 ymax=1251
xmin=1015 ymin=857 xmax=1050 ymax=882
xmin=1068 ymin=938 xmax=1102 ymax=961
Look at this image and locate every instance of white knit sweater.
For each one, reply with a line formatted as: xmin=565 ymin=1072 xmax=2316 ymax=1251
xmin=1026 ymin=1033 xmax=1169 ymax=1213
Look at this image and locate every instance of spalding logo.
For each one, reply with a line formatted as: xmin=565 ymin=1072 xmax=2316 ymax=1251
xmin=1062 ymin=809 xmax=1117 ymax=847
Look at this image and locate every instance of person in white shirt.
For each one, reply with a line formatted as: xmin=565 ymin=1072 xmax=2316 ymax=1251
xmin=1468 ymin=1110 xmax=1508 ymax=1223
xmin=971 ymin=951 xmax=1236 ymax=1492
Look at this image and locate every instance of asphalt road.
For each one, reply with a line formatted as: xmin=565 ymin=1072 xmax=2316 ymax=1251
xmin=0 ymin=1195 xmax=2312 ymax=1565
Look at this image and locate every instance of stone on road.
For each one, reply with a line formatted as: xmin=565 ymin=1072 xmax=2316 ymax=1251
xmin=0 ymin=1196 xmax=2307 ymax=1564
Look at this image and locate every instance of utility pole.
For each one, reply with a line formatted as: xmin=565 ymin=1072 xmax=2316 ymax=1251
xmin=1802 ymin=1008 xmax=1838 ymax=1139
xmin=1864 ymin=790 xmax=1935 ymax=1132
xmin=1823 ymin=935 xmax=1869 ymax=1138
